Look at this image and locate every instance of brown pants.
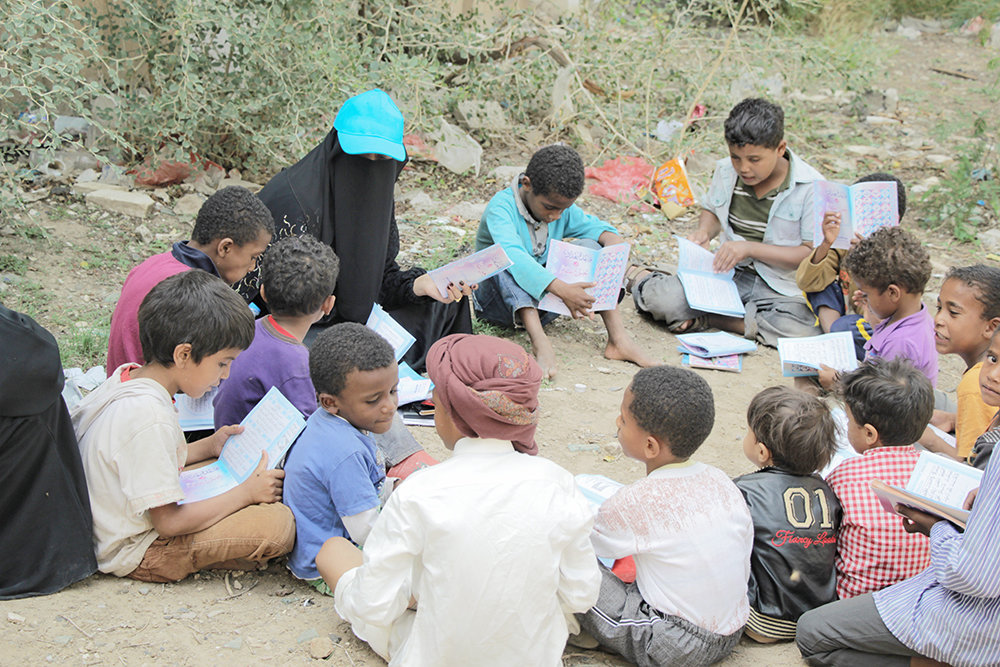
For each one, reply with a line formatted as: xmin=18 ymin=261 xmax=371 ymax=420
xmin=127 ymin=503 xmax=295 ymax=583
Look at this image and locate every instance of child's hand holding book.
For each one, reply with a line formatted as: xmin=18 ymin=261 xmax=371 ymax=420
xmin=241 ymin=451 xmax=285 ymax=504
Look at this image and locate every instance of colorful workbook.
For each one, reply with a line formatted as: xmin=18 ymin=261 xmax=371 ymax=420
xmin=366 ymin=303 xmax=415 ymax=361
xmin=777 ymin=331 xmax=859 ymax=377
xmin=178 ymin=386 xmax=306 ymax=504
xmin=426 ymin=244 xmax=513 ymax=299
xmin=538 ymin=240 xmax=631 ymax=316
xmin=812 ymin=180 xmax=899 ymax=250
xmin=676 ymin=331 xmax=757 ymax=358
xmin=675 ymin=236 xmax=745 ymax=318
xmin=871 ymin=451 xmax=983 ymax=529
xmin=681 ymin=353 xmax=742 ymax=373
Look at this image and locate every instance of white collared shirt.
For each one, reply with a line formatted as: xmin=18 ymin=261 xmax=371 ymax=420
xmin=335 ymin=437 xmax=601 ymax=666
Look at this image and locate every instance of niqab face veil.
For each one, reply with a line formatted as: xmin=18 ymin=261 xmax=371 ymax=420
xmin=249 ymin=129 xmax=406 ymax=322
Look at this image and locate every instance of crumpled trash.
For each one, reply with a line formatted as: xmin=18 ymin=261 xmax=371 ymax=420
xmin=585 ymin=156 xmax=655 ymax=207
xmin=403 ymin=133 xmax=436 ymax=162
xmin=429 ymin=120 xmax=482 ymax=175
xmin=62 ymin=366 xmax=106 ymax=410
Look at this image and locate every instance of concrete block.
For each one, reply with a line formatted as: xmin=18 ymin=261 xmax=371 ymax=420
xmin=85 ymin=189 xmax=155 ymax=218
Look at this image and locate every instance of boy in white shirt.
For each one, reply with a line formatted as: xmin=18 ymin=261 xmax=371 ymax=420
xmin=577 ymin=365 xmax=754 ymax=666
xmin=315 ymin=334 xmax=601 ymax=666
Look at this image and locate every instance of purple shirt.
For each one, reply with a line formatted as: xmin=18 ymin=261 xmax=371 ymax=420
xmin=213 ymin=317 xmax=317 ymax=428
xmin=863 ymin=303 xmax=937 ymax=386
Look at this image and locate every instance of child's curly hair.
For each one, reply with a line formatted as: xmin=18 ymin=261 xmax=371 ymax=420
xmin=843 ymin=227 xmax=930 ymax=294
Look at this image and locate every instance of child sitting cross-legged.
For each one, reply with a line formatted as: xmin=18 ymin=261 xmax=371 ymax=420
xmin=576 ymin=366 xmax=754 ymax=666
xmin=826 ymin=358 xmax=935 ymax=600
xmin=213 ymin=234 xmax=339 ymax=427
xmin=282 ymin=323 xmax=398 ymax=595
xmin=734 ymin=386 xmax=841 ymax=643
xmin=315 ymin=334 xmax=601 ymax=665
xmin=474 ymin=143 xmax=655 ymax=379
xmin=74 ymin=270 xmax=294 ymax=582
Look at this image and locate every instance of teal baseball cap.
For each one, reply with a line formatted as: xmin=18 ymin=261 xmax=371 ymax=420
xmin=333 ymin=89 xmax=407 ymax=162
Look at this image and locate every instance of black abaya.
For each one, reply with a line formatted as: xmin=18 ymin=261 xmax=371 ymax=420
xmin=0 ymin=305 xmax=97 ymax=599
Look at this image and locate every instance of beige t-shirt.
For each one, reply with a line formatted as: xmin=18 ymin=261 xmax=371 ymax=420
xmin=72 ymin=366 xmax=188 ymax=576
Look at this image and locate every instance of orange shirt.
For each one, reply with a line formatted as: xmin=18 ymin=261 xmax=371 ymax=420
xmin=957 ymin=361 xmax=996 ymax=459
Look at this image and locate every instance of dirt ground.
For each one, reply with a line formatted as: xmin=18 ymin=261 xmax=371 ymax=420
xmin=1 ymin=25 xmax=996 ymax=667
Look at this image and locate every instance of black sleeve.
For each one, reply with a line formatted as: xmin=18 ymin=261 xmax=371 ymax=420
xmin=378 ymin=206 xmax=429 ymax=311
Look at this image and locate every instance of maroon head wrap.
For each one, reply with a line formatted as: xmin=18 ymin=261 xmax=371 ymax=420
xmin=426 ymin=334 xmax=543 ymax=455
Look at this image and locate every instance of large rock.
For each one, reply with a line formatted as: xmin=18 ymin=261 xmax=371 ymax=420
xmin=85 ymin=189 xmax=156 ymax=218
xmin=455 ymin=100 xmax=509 ymax=133
xmin=173 ymin=193 xmax=206 ymax=217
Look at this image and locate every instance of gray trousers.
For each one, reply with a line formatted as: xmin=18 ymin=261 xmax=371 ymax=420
xmin=633 ymin=266 xmax=819 ymax=347
xmin=796 ymin=594 xmax=919 ymax=666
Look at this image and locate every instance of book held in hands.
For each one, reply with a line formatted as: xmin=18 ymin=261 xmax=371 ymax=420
xmin=777 ymin=331 xmax=859 ymax=378
xmin=813 ymin=180 xmax=899 ymax=250
xmin=426 ymin=244 xmax=512 ymax=299
xmin=674 ymin=236 xmax=745 ymax=318
xmin=871 ymin=451 xmax=983 ymax=529
xmin=538 ymin=240 xmax=631 ymax=316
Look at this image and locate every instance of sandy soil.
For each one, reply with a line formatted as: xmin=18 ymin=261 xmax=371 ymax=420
xmin=1 ymin=25 xmax=995 ymax=667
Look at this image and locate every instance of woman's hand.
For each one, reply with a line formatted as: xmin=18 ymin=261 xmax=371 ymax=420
xmin=413 ymin=273 xmax=476 ymax=304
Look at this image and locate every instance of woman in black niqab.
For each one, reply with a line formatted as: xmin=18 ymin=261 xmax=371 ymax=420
xmin=236 ymin=89 xmax=472 ymax=372
xmin=0 ymin=304 xmax=97 ymax=599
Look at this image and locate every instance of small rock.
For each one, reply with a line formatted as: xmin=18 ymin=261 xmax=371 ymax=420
xmin=991 ymin=23 xmax=1000 ymax=49
xmin=896 ymin=25 xmax=922 ymax=39
xmin=138 ymin=585 xmax=151 ymax=595
xmin=979 ymin=229 xmax=1000 ymax=253
xmin=845 ymin=145 xmax=878 ymax=156
xmin=53 ymin=635 xmax=72 ymax=646
xmin=223 ymin=638 xmax=243 ymax=650
xmin=454 ymin=99 xmax=509 ymax=133
xmin=445 ymin=201 xmax=486 ymax=221
xmin=135 ymin=224 xmax=154 ymax=244
xmin=574 ymin=383 xmax=587 ymax=392
xmin=400 ymin=191 xmax=437 ymax=212
xmin=596 ymin=366 xmax=612 ymax=374
xmin=297 ymin=628 xmax=319 ymax=644
xmin=925 ymin=154 xmax=954 ymax=166
xmin=308 ymin=637 xmax=335 ymax=660
xmin=216 ymin=177 xmax=262 ymax=193
xmin=7 ymin=612 xmax=25 ymax=624
xmin=865 ymin=115 xmax=900 ymax=125
xmin=490 ymin=165 xmax=524 ymax=182
xmin=883 ymin=88 xmax=899 ymax=115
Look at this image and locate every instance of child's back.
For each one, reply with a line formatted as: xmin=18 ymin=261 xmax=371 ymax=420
xmin=213 ymin=235 xmax=339 ymax=427
xmin=338 ymin=443 xmax=595 ymax=665
xmin=827 ymin=358 xmax=934 ymax=599
xmin=735 ymin=387 xmax=841 ymax=642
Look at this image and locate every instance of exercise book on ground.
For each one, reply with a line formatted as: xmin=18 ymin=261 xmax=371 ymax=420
xmin=777 ymin=331 xmax=859 ymax=377
xmin=812 ymin=180 xmax=899 ymax=250
xmin=681 ymin=353 xmax=742 ymax=372
xmin=676 ymin=331 xmax=757 ymax=358
xmin=538 ymin=240 xmax=631 ymax=316
xmin=674 ymin=236 xmax=745 ymax=318
xmin=178 ymin=386 xmax=306 ymax=504
xmin=426 ymin=244 xmax=512 ymax=299
xmin=871 ymin=451 xmax=983 ymax=529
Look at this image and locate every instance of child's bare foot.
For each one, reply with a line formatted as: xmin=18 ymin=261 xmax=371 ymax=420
xmin=605 ymin=338 xmax=658 ymax=368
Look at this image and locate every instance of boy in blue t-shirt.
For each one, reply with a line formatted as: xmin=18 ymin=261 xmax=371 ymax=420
xmin=212 ymin=234 xmax=339 ymax=427
xmin=282 ymin=323 xmax=397 ymax=593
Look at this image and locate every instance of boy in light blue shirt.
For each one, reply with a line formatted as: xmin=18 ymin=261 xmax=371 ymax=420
xmin=474 ymin=144 xmax=655 ymax=380
xmin=283 ymin=323 xmax=397 ymax=594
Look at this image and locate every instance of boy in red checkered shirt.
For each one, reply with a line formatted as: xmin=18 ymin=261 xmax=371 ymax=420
xmin=826 ymin=358 xmax=934 ymax=599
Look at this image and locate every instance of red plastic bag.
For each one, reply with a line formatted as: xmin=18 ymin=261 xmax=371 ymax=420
xmin=585 ymin=156 xmax=654 ymax=206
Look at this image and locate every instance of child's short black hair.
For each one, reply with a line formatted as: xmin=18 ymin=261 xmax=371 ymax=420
xmin=724 ymin=98 xmax=784 ymax=149
xmin=855 ymin=172 xmax=907 ymax=220
xmin=524 ymin=144 xmax=585 ymax=199
xmin=747 ymin=386 xmax=837 ymax=474
xmin=309 ymin=322 xmax=395 ymax=396
xmin=945 ymin=265 xmax=1000 ymax=321
xmin=137 ymin=270 xmax=254 ymax=366
xmin=627 ymin=366 xmax=714 ymax=459
xmin=192 ymin=186 xmax=275 ymax=246
xmin=261 ymin=235 xmax=340 ymax=317
xmin=843 ymin=227 xmax=930 ymax=294
xmin=840 ymin=358 xmax=934 ymax=447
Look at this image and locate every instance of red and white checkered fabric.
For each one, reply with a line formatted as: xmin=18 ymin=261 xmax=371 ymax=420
xmin=827 ymin=447 xmax=930 ymax=599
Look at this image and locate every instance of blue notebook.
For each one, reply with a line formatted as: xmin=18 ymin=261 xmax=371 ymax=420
xmin=676 ymin=331 xmax=756 ymax=358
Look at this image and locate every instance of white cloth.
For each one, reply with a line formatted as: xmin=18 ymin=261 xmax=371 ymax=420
xmin=334 ymin=438 xmax=601 ymax=667
xmin=590 ymin=460 xmax=754 ymax=636
xmin=72 ymin=365 xmax=187 ymax=575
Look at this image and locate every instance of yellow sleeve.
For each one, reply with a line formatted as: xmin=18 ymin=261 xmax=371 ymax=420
xmin=795 ymin=247 xmax=846 ymax=294
xmin=956 ymin=362 xmax=997 ymax=459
